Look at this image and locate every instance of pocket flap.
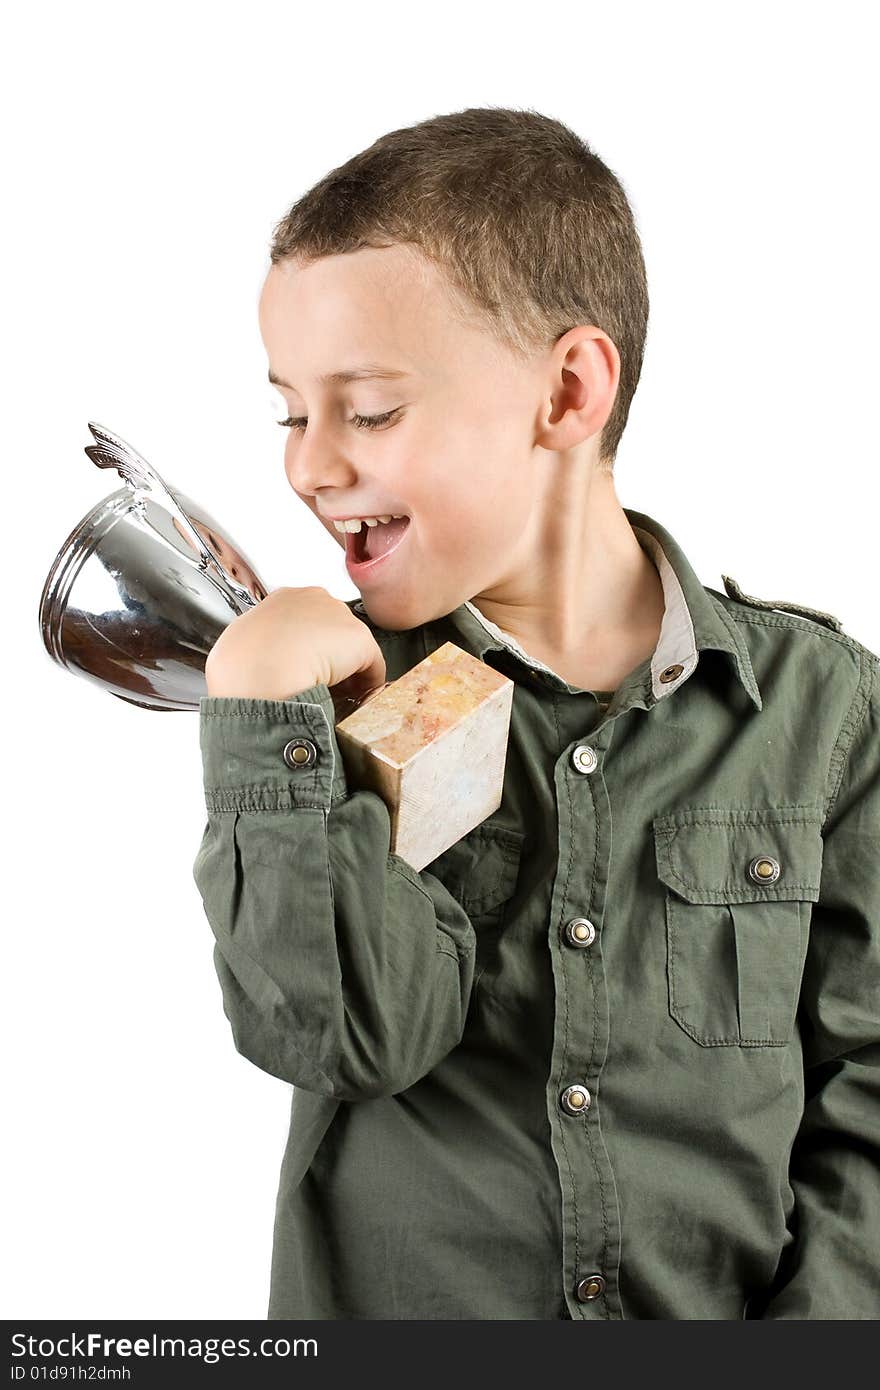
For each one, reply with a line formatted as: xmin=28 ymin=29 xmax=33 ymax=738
xmin=653 ymin=806 xmax=824 ymax=904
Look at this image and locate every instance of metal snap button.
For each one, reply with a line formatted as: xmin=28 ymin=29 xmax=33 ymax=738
xmin=571 ymin=744 xmax=598 ymax=774
xmin=282 ymin=737 xmax=318 ymax=770
xmin=575 ymin=1273 xmax=606 ymax=1302
xmin=659 ymin=663 xmax=684 ymax=683
xmin=564 ymin=918 xmax=597 ymax=949
xmin=560 ymin=1084 xmax=591 ymax=1115
xmin=748 ymin=854 xmax=781 ymax=884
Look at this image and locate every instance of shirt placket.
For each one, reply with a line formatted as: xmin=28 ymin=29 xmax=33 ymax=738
xmin=547 ymin=673 xmax=654 ymax=1320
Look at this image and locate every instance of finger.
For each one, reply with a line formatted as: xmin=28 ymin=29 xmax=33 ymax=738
xmin=333 ymin=641 xmax=386 ymax=705
xmin=349 ymin=647 xmax=386 ymax=702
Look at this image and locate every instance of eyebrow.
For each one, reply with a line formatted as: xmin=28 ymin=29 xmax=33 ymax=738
xmin=268 ymin=364 xmax=410 ymax=389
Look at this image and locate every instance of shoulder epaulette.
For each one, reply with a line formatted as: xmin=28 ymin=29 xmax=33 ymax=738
xmin=721 ymin=574 xmax=845 ymax=632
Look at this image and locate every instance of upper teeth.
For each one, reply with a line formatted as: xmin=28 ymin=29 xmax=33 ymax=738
xmin=333 ymin=514 xmax=406 ymax=533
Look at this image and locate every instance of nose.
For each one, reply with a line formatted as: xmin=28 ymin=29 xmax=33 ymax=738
xmin=284 ymin=420 xmax=356 ymax=496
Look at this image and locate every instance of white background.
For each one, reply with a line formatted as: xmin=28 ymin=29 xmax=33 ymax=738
xmin=4 ymin=0 xmax=877 ymax=1319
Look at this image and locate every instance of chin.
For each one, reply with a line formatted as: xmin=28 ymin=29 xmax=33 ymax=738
xmin=357 ymin=585 xmax=461 ymax=634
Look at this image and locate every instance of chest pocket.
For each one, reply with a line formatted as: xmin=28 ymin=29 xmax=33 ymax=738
xmin=423 ymin=821 xmax=525 ymax=991
xmin=652 ymin=807 xmax=824 ymax=1046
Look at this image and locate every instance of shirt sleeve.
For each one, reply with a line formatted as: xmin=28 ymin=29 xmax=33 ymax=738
xmin=751 ymin=648 xmax=880 ymax=1319
xmin=191 ymin=683 xmax=478 ymax=1102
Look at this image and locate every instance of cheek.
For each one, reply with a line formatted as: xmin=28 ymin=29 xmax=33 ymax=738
xmin=419 ymin=503 xmax=491 ymax=561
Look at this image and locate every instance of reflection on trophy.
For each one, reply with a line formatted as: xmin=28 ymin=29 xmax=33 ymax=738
xmin=38 ymin=421 xmax=513 ymax=866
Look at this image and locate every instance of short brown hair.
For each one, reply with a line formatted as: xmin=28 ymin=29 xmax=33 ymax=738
xmin=269 ymin=106 xmax=649 ymax=469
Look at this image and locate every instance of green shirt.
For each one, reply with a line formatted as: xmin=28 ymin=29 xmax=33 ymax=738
xmin=192 ymin=506 xmax=880 ymax=1320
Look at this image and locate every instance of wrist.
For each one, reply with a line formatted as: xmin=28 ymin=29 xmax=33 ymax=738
xmin=204 ymin=656 xmax=321 ymax=701
xmin=204 ymin=673 xmax=321 ymax=700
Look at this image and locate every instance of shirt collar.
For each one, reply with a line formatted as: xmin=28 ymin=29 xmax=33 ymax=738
xmin=425 ymin=507 xmax=762 ymax=712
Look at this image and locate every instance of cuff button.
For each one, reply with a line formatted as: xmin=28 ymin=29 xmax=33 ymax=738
xmin=283 ymin=737 xmax=318 ymax=770
xmin=748 ymin=854 xmax=781 ymax=884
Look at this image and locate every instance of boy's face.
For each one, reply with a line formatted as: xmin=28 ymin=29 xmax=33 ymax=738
xmin=259 ymin=243 xmax=553 ymax=630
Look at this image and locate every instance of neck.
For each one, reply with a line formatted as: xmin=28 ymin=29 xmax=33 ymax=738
xmin=470 ymin=472 xmax=665 ymax=691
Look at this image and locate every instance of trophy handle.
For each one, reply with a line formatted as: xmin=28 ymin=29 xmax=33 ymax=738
xmin=85 ymin=421 xmax=258 ymax=614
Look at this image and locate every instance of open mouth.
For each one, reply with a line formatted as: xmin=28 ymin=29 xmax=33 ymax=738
xmin=345 ymin=516 xmax=411 ymax=568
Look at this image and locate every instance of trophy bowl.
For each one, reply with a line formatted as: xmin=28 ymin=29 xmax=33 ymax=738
xmin=39 ymin=424 xmax=269 ymax=711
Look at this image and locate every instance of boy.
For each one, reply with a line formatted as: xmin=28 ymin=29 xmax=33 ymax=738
xmin=192 ymin=107 xmax=880 ymax=1319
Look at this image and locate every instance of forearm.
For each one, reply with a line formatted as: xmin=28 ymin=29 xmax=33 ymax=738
xmin=192 ymin=685 xmax=477 ymax=1100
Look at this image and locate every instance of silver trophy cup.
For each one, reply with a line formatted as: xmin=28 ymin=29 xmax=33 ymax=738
xmin=39 ymin=422 xmax=269 ymax=711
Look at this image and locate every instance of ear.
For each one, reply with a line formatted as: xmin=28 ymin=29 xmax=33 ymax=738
xmin=534 ymin=326 xmax=620 ymax=452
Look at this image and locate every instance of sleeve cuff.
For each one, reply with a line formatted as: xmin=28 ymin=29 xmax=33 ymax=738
xmin=198 ymin=682 xmax=348 ymax=812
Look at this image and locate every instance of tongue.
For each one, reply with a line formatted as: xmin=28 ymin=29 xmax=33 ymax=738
xmin=361 ymin=516 xmax=409 ymax=562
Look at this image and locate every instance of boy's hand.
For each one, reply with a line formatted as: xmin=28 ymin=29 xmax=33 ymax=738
xmin=204 ymin=586 xmax=386 ymax=703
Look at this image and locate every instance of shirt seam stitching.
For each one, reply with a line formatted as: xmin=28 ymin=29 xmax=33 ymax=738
xmin=823 ymin=645 xmax=876 ymax=825
xmin=720 ymin=605 xmax=871 ymax=655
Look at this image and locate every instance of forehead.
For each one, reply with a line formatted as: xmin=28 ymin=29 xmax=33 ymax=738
xmin=258 ymin=244 xmax=476 ymax=383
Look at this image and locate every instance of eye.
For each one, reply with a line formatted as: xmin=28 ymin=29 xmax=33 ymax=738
xmin=276 ymin=408 xmax=402 ymax=432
